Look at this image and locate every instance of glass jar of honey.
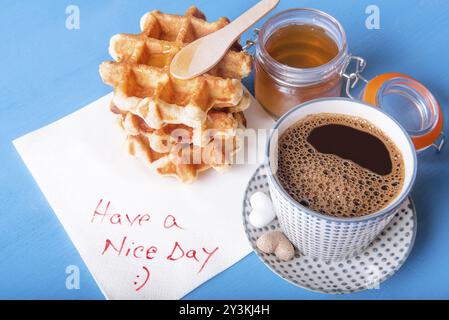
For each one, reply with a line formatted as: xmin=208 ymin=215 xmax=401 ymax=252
xmin=255 ymin=8 xmax=349 ymax=117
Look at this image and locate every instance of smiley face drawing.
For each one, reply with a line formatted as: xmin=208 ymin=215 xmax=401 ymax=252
xmin=134 ymin=266 xmax=150 ymax=292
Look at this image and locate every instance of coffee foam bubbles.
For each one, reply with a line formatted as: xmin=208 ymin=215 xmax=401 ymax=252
xmin=277 ymin=113 xmax=404 ymax=218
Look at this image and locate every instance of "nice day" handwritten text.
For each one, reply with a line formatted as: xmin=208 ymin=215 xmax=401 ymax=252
xmin=91 ymin=199 xmax=219 ymax=291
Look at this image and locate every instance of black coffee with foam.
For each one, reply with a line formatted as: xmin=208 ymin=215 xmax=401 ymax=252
xmin=277 ymin=113 xmax=405 ymax=217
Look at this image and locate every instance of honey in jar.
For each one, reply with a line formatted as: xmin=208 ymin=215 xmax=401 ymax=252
xmin=255 ymin=9 xmax=349 ymax=117
xmin=265 ymin=24 xmax=339 ymax=68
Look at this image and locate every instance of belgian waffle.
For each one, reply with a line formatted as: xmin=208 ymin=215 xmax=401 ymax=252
xmin=100 ymin=6 xmax=252 ymax=182
xmin=112 ymin=104 xmax=246 ymax=153
xmin=100 ymin=6 xmax=252 ymax=129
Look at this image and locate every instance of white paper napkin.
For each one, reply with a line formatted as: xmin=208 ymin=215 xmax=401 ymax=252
xmin=13 ymin=91 xmax=274 ymax=299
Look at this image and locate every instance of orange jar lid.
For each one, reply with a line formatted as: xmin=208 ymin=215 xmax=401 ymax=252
xmin=362 ymin=73 xmax=444 ymax=152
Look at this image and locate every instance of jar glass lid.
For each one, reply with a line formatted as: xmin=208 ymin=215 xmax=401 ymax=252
xmin=362 ymin=73 xmax=444 ymax=152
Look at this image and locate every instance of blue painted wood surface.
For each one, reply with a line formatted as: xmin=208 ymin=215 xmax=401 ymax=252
xmin=1 ymin=0 xmax=448 ymax=299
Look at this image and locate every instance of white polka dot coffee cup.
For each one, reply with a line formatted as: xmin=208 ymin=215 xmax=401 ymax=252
xmin=266 ymin=98 xmax=417 ymax=262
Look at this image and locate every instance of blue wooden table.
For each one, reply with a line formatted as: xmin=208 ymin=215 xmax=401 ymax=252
xmin=1 ymin=0 xmax=448 ymax=299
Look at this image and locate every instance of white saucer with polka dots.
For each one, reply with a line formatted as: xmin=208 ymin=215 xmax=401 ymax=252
xmin=243 ymin=165 xmax=417 ymax=294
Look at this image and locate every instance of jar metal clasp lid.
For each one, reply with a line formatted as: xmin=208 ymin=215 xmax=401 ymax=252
xmin=242 ymin=28 xmax=260 ymax=54
xmin=341 ymin=55 xmax=368 ymax=100
xmin=341 ymin=55 xmax=445 ymax=153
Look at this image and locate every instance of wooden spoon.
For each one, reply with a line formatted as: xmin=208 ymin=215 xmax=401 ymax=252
xmin=170 ymin=0 xmax=280 ymax=80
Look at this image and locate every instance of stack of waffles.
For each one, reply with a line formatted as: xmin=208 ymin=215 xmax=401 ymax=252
xmin=99 ymin=6 xmax=253 ymax=183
